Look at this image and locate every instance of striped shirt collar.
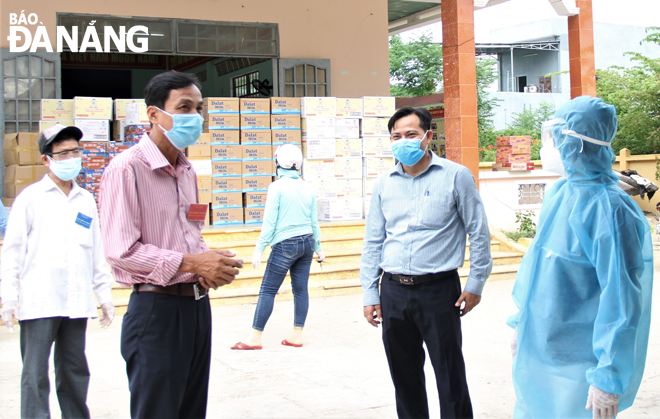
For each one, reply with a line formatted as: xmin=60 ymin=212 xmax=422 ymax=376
xmin=391 ymin=151 xmax=444 ymax=177
xmin=139 ymin=133 xmax=191 ymax=171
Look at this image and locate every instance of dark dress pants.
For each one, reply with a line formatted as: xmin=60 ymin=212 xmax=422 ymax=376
xmin=381 ymin=271 xmax=473 ymax=419
xmin=19 ymin=317 xmax=90 ymax=419
xmin=120 ymin=289 xmax=212 ymax=419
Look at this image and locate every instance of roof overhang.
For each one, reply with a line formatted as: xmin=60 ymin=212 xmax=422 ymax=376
xmin=388 ymin=0 xmax=512 ymax=36
xmin=548 ymin=0 xmax=580 ymax=16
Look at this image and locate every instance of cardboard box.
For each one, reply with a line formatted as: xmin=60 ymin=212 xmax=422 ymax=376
xmin=125 ymin=102 xmax=149 ymax=124
xmin=211 ymin=144 xmax=242 ymax=161
xmin=240 ymin=114 xmax=270 ymax=130
xmin=40 ymin=119 xmax=75 ymax=133
xmin=242 ymin=145 xmax=273 ymax=161
xmin=271 ymin=115 xmax=301 ymax=130
xmin=492 ymin=162 xmax=535 ymax=171
xmin=111 ymin=120 xmax=126 ymax=141
xmin=336 ymin=98 xmax=363 ymax=118
xmin=336 ymin=178 xmax=363 ymax=198
xmin=4 ymin=133 xmax=41 ymax=166
xmin=334 ymin=158 xmax=362 ymax=178
xmin=188 ymin=144 xmax=211 ymax=158
xmin=197 ymin=176 xmax=212 ymax=203
xmin=363 ymin=177 xmax=378 ymax=196
xmin=362 ymin=96 xmax=395 ymax=117
xmin=212 ymin=207 xmax=244 ymax=226
xmin=301 ymin=117 xmax=335 ymax=139
xmin=204 ymin=98 xmax=239 ymax=114
xmin=497 ymin=144 xmax=531 ymax=155
xmin=107 ymin=141 xmax=134 ymax=155
xmin=363 ymin=157 xmax=395 ymax=178
xmin=4 ymin=165 xmax=50 ymax=198
xmin=335 ymin=138 xmax=362 ymax=158
xmin=124 ymin=123 xmax=149 ymax=137
xmin=114 ymin=99 xmax=147 ymax=121
xmin=196 ymin=133 xmax=211 ymax=147
xmin=204 ymin=115 xmax=240 ymax=130
xmin=75 ymin=119 xmax=110 ymax=142
xmin=73 ymin=97 xmax=113 ymax=119
xmin=272 ymin=130 xmax=301 ymax=145
xmin=242 ymin=160 xmax=275 ymax=176
xmin=208 ymin=130 xmax=240 ymax=144
xmin=243 ymin=192 xmax=268 ymax=207
xmin=79 ymin=168 xmax=105 ymax=183
xmin=302 ymin=139 xmax=336 ymax=159
xmin=361 ymin=117 xmax=390 ymax=137
xmin=496 ymin=154 xmax=531 ymax=164
xmin=317 ymin=198 xmax=363 ymax=221
xmin=301 ymin=97 xmax=337 ymax=118
xmin=2 ymin=197 xmax=15 ymax=207
xmin=244 ymin=207 xmax=266 ymax=224
xmin=212 ymin=161 xmax=242 ymax=177
xmin=240 ymin=98 xmax=270 ymax=114
xmin=496 ymin=136 xmax=531 ymax=147
xmin=190 ymin=159 xmax=212 ymax=176
xmin=40 ymin=99 xmax=74 ymax=120
xmin=242 ymin=176 xmax=272 ymax=192
xmin=81 ymin=142 xmax=108 ymax=154
xmin=305 ymin=178 xmax=338 ymax=198
xmin=242 ymin=130 xmax=271 ymax=145
xmin=363 ymin=196 xmax=371 ymax=217
xmin=271 ymin=97 xmax=301 ymax=114
xmin=212 ymin=176 xmax=242 ymax=192
xmin=362 ymin=137 xmax=392 ymax=157
xmin=82 ymin=156 xmax=108 ymax=170
xmin=212 ymin=192 xmax=242 ymax=209
xmin=302 ymin=159 xmax=335 ymax=180
xmin=335 ymin=118 xmax=361 ymax=139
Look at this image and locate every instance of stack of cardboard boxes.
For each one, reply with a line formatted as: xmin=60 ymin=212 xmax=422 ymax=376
xmin=495 ymin=136 xmax=533 ymax=171
xmin=3 ymin=132 xmax=48 ymax=207
xmin=361 ymin=97 xmax=396 ymax=216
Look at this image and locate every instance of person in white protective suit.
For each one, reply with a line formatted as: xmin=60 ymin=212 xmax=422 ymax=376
xmin=231 ymin=144 xmax=324 ymax=350
xmin=507 ymin=96 xmax=653 ymax=419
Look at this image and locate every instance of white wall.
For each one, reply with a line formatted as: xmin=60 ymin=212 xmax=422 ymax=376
xmin=478 ymin=170 xmax=561 ymax=232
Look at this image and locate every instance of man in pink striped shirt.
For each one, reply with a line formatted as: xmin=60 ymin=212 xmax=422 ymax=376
xmin=99 ymin=71 xmax=243 ymax=418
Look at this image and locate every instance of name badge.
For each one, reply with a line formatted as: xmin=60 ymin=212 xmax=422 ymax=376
xmin=187 ymin=203 xmax=208 ymax=221
xmin=75 ymin=212 xmax=92 ymax=229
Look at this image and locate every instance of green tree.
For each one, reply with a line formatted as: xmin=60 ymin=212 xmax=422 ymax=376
xmin=389 ymin=32 xmax=443 ymax=97
xmin=476 ymin=56 xmax=501 ymax=142
xmin=596 ymin=27 xmax=660 ymax=155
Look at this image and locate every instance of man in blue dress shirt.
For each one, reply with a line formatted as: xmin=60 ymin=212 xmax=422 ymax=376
xmin=360 ymin=107 xmax=493 ymax=419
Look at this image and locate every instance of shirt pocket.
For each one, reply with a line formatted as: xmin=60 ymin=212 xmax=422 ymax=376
xmin=420 ymin=194 xmax=454 ymax=229
xmin=74 ymin=224 xmax=94 ymax=248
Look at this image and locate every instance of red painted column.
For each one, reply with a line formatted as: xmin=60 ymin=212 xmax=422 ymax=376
xmin=442 ymin=0 xmax=480 ymax=183
xmin=568 ymin=0 xmax=597 ymax=98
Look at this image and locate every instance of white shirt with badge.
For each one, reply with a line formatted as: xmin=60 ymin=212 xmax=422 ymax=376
xmin=1 ymin=174 xmax=113 ymax=321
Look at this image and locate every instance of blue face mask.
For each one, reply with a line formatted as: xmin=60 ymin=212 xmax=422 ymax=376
xmin=156 ymin=107 xmax=204 ymax=150
xmin=391 ymin=131 xmax=429 ymax=166
xmin=48 ymin=157 xmax=82 ymax=181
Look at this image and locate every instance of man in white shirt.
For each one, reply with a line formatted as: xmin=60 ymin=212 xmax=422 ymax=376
xmin=1 ymin=124 xmax=114 ymax=419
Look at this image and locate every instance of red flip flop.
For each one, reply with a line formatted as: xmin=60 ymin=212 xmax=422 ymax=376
xmin=281 ymin=339 xmax=303 ymax=348
xmin=231 ymin=342 xmax=262 ymax=350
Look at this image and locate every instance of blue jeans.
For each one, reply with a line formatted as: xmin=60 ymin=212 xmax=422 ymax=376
xmin=252 ymin=234 xmax=315 ymax=331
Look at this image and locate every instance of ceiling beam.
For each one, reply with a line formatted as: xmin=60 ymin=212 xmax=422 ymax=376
xmin=548 ymin=0 xmax=580 ymax=16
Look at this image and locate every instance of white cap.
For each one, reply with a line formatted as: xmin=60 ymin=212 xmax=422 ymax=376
xmin=275 ymin=144 xmax=303 ymax=170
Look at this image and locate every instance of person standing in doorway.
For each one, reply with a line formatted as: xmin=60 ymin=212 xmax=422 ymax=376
xmin=99 ymin=71 xmax=243 ymax=418
xmin=360 ymin=107 xmax=492 ymax=419
xmin=1 ymin=123 xmax=115 ymax=419
xmin=232 ymin=144 xmax=324 ymax=350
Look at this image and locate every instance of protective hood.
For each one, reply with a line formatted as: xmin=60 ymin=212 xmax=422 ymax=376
xmin=553 ymin=96 xmax=618 ymax=183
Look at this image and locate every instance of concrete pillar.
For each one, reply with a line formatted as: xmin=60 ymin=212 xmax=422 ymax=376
xmin=442 ymin=0 xmax=480 ymax=182
xmin=567 ymin=0 xmax=596 ymax=98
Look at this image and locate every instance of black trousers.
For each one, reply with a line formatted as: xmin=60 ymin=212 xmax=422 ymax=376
xmin=381 ymin=271 xmax=473 ymax=419
xmin=121 ymin=289 xmax=212 ymax=419
xmin=19 ymin=317 xmax=90 ymax=419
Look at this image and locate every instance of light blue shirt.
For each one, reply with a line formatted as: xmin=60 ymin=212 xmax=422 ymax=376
xmin=255 ymin=169 xmax=322 ymax=252
xmin=0 ymin=204 xmax=8 ymax=235
xmin=360 ymin=152 xmax=493 ymax=306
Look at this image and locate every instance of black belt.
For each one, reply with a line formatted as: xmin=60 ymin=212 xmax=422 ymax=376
xmin=387 ymin=269 xmax=457 ymax=286
xmin=133 ymin=283 xmax=208 ymax=300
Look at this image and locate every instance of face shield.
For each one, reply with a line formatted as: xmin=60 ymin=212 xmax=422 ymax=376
xmin=539 ymin=118 xmax=613 ymax=176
